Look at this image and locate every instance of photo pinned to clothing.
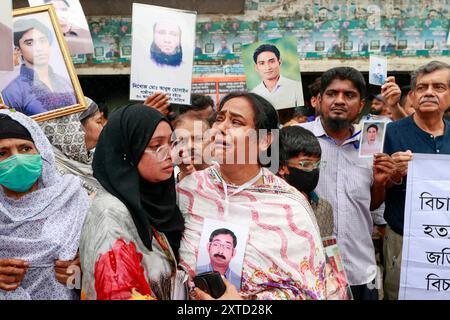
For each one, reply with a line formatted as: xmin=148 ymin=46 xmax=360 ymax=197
xmin=130 ymin=3 xmax=197 ymax=105
xmin=196 ymin=218 xmax=249 ymax=291
xmin=358 ymin=119 xmax=386 ymax=158
xmin=0 ymin=0 xmax=14 ymax=71
xmin=369 ymin=55 xmax=387 ymax=86
xmin=0 ymin=5 xmax=86 ymax=121
xmin=28 ymin=0 xmax=94 ymax=55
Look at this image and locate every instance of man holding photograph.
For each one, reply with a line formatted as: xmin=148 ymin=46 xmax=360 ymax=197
xmin=1 ymin=18 xmax=76 ymax=116
xmin=251 ymin=44 xmax=303 ymax=110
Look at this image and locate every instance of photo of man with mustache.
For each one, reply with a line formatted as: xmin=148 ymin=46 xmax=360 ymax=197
xmin=196 ymin=228 xmax=241 ymax=289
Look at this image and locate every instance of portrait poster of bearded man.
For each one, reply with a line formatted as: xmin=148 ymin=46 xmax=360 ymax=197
xmin=130 ymin=4 xmax=196 ymax=105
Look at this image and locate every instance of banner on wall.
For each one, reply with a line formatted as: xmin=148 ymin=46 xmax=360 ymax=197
xmin=196 ymin=20 xmax=257 ymax=62
xmin=284 ymin=19 xmax=314 ymax=58
xmin=73 ymin=2 xmax=450 ymax=66
xmin=395 ymin=18 xmax=423 ymax=57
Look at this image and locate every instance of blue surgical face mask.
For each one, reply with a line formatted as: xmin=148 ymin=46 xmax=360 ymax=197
xmin=0 ymin=154 xmax=43 ymax=193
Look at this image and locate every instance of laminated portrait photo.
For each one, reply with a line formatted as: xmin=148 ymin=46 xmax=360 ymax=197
xmin=196 ymin=218 xmax=249 ymax=291
xmin=0 ymin=0 xmax=14 ymax=71
xmin=359 ymin=120 xmax=386 ymax=158
xmin=242 ymin=35 xmax=304 ymax=110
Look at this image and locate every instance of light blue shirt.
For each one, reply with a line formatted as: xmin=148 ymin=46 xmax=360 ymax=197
xmin=197 ymin=263 xmax=241 ymax=290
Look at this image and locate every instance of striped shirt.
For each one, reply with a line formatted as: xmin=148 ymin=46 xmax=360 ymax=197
xmin=300 ymin=117 xmax=377 ymax=285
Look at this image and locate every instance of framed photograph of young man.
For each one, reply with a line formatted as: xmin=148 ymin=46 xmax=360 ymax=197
xmin=196 ymin=218 xmax=249 ymax=291
xmin=130 ymin=3 xmax=197 ymax=105
xmin=0 ymin=5 xmax=86 ymax=121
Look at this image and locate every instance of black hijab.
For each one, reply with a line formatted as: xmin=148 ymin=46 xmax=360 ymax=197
xmin=93 ymin=103 xmax=184 ymax=257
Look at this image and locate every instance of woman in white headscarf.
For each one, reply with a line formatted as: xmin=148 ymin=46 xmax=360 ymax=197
xmin=38 ymin=97 xmax=104 ymax=196
xmin=0 ymin=109 xmax=89 ymax=300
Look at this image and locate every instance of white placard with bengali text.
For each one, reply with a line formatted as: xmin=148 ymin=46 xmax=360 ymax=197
xmin=400 ymin=154 xmax=450 ymax=300
xmin=130 ymin=3 xmax=196 ymax=105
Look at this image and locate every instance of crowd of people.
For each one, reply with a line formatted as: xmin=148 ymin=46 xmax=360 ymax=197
xmin=0 ymin=59 xmax=449 ymax=300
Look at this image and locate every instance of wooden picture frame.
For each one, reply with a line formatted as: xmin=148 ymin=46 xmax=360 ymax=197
xmin=0 ymin=5 xmax=86 ymax=122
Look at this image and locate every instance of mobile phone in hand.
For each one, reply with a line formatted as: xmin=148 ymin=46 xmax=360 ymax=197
xmin=193 ymin=271 xmax=226 ymax=299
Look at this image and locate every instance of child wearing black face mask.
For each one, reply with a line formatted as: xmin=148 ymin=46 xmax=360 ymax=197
xmin=278 ymin=126 xmax=353 ymax=300
xmin=278 ymin=126 xmax=333 ymax=238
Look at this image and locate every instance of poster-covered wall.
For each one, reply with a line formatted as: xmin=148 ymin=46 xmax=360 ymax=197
xmin=71 ymin=0 xmax=449 ymax=76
